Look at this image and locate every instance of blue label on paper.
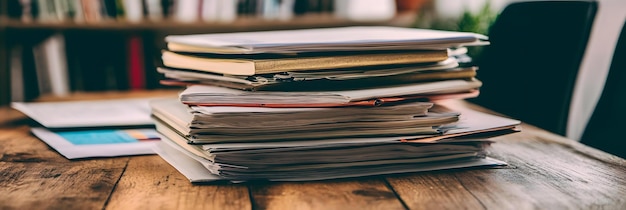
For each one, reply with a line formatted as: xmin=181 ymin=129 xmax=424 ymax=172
xmin=57 ymin=129 xmax=159 ymax=145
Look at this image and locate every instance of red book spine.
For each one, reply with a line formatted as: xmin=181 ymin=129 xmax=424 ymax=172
xmin=128 ymin=35 xmax=145 ymax=90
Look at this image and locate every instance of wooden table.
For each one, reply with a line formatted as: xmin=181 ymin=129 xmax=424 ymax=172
xmin=1 ymin=91 xmax=625 ymax=209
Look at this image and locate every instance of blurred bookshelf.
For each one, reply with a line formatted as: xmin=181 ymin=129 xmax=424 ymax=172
xmin=0 ymin=0 xmax=419 ymax=106
xmin=1 ymin=14 xmax=405 ymax=31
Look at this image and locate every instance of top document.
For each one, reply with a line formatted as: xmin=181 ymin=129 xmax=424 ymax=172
xmin=165 ymin=26 xmax=489 ymax=54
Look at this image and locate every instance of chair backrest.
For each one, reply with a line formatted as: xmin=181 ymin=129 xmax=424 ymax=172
xmin=470 ymin=1 xmax=598 ymax=136
xmin=580 ymin=20 xmax=626 ymax=158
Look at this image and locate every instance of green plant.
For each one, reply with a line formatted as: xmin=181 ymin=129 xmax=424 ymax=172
xmin=457 ymin=1 xmax=498 ymax=35
xmin=415 ymin=0 xmax=499 ymax=60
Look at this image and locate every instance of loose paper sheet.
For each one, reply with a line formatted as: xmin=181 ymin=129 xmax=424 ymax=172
xmin=12 ymin=98 xmax=164 ymax=128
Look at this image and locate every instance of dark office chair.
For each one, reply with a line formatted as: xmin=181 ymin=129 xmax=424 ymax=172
xmin=580 ymin=21 xmax=626 ymax=158
xmin=470 ymin=1 xmax=597 ymax=136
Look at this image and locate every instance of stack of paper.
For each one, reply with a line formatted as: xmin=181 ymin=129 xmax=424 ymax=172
xmin=152 ymin=99 xmax=454 ymax=143
xmin=151 ymin=26 xmax=520 ymax=183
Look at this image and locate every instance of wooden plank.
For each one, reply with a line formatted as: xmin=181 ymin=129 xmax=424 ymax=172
xmin=388 ymin=100 xmax=626 ymax=209
xmin=106 ymin=155 xmax=252 ymax=210
xmin=0 ymin=127 xmax=128 ymax=209
xmin=385 ymin=172 xmax=484 ymax=210
xmin=0 ymin=106 xmax=28 ymax=126
xmin=249 ymin=178 xmax=406 ymax=210
xmin=389 ymin=131 xmax=626 ymax=209
xmin=0 ymin=126 xmax=63 ymax=161
xmin=0 ymin=160 xmax=127 ymax=210
xmin=459 ymin=128 xmax=626 ymax=209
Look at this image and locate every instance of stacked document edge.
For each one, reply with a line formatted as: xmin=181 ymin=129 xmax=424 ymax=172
xmin=154 ymin=135 xmax=508 ymax=182
xmin=151 ymin=98 xmax=518 ymax=182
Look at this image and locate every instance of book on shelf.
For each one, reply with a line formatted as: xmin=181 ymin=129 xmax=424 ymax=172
xmin=7 ymin=0 xmax=430 ymax=24
xmin=200 ymin=0 xmax=219 ymax=21
xmin=172 ymin=0 xmax=198 ymax=22
xmin=9 ymin=0 xmax=31 ymax=22
xmin=80 ymin=0 xmax=103 ymax=22
xmin=161 ymin=49 xmax=449 ymax=76
xmin=32 ymin=33 xmax=70 ymax=97
xmin=72 ymin=0 xmax=85 ymax=22
xmin=217 ymin=0 xmax=239 ymax=22
xmin=101 ymin=0 xmax=118 ymax=20
xmin=128 ymin=35 xmax=146 ymax=90
xmin=256 ymin=0 xmax=296 ymax=20
xmin=123 ymin=0 xmax=144 ymax=22
xmin=144 ymin=0 xmax=164 ymax=21
xmin=334 ymin=0 xmax=396 ymax=21
xmin=18 ymin=39 xmax=41 ymax=101
xmin=295 ymin=0 xmax=334 ymax=15
xmin=10 ymin=45 xmax=25 ymax=102
xmin=44 ymin=34 xmax=70 ymax=96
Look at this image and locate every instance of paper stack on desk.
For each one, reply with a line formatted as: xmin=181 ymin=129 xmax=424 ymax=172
xmin=150 ymin=26 xmax=520 ymax=182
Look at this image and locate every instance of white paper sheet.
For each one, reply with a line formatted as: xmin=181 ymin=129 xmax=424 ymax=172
xmin=165 ymin=26 xmax=488 ymax=53
xmin=12 ymin=98 xmax=165 ymax=128
xmin=153 ymin=141 xmax=224 ymax=183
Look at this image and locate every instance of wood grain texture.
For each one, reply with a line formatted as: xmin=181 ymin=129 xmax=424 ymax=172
xmin=249 ymin=178 xmax=406 ymax=210
xmin=388 ymin=100 xmax=626 ymax=209
xmin=462 ymin=126 xmax=626 ymax=209
xmin=0 ymin=106 xmax=27 ymax=126
xmin=0 ymin=126 xmax=128 ymax=210
xmin=386 ymin=172 xmax=485 ymax=210
xmin=428 ymin=99 xmax=626 ymax=209
xmin=0 ymin=126 xmax=59 ymax=161
xmin=106 ymin=155 xmax=251 ymax=210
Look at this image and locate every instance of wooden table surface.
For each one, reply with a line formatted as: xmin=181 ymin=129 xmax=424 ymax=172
xmin=1 ymin=90 xmax=625 ymax=210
